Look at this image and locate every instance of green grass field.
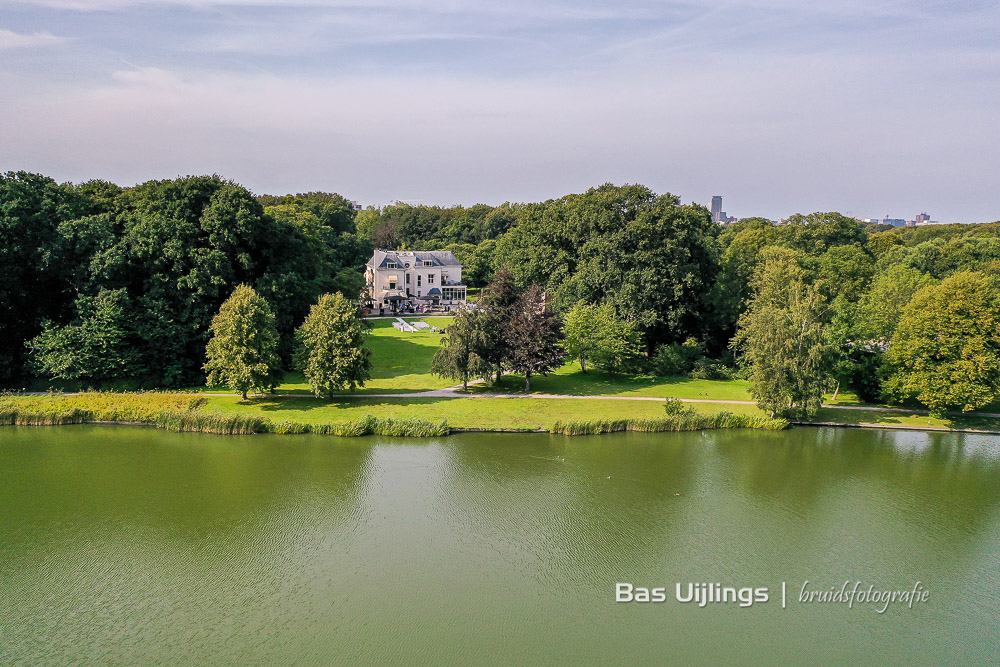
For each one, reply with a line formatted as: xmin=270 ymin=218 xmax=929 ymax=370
xmin=5 ymin=391 xmax=998 ymax=434
xmin=198 ymin=316 xmax=880 ymax=405
xmin=11 ymin=315 xmax=1000 ymax=434
xmin=200 ymin=317 xmax=457 ymax=395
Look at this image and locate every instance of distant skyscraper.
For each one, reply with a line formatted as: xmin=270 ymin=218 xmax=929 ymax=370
xmin=914 ymin=212 xmax=930 ymax=225
xmin=711 ymin=196 xmax=723 ymax=222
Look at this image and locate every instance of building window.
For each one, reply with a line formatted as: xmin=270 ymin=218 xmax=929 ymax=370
xmin=405 ymin=274 xmax=410 ymax=284
xmin=428 ymin=274 xmax=435 ymax=284
xmin=423 ymin=260 xmax=433 ymax=267
xmin=418 ymin=276 xmax=422 ymax=287
xmin=389 ymin=282 xmax=396 ymax=290
xmin=386 ymin=262 xmax=398 ymax=269
xmin=404 ymin=263 xmax=410 ymax=268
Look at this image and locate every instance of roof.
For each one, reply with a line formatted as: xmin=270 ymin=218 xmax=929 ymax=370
xmin=426 ymin=287 xmax=442 ymax=295
xmin=369 ymin=249 xmax=461 ymax=269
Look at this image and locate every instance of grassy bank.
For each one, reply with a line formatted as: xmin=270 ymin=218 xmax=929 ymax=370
xmin=1 ymin=392 xmax=787 ymax=437
xmin=3 ymin=392 xmax=999 ymax=435
xmin=550 ymin=412 xmax=789 ymax=435
xmin=0 ymin=393 xmax=450 ymax=437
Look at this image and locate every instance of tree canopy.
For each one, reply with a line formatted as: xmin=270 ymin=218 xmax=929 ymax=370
xmin=294 ymin=292 xmax=372 ymax=397
xmin=204 ymin=284 xmax=283 ymax=399
xmin=883 ymin=271 xmax=1000 ymax=415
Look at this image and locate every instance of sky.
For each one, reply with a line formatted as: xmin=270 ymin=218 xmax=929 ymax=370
xmin=1 ymin=1 xmax=998 ymax=221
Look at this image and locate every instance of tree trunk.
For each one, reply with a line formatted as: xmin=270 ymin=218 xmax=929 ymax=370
xmin=525 ymin=373 xmax=531 ymax=392
xmin=580 ymin=356 xmax=587 ymax=373
xmin=241 ymin=391 xmax=248 ymax=400
xmin=463 ymin=378 xmax=468 ymax=390
xmin=831 ymin=380 xmax=840 ymax=401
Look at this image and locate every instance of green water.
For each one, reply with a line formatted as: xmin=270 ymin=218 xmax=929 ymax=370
xmin=1 ymin=426 xmax=998 ymax=665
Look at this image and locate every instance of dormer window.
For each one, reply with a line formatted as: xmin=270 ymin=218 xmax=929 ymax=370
xmin=386 ymin=262 xmax=398 ymax=269
xmin=423 ymin=260 xmax=433 ymax=267
xmin=404 ymin=263 xmax=410 ymax=268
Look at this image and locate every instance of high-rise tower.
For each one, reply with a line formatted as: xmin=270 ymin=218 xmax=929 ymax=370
xmin=711 ymin=196 xmax=723 ymax=222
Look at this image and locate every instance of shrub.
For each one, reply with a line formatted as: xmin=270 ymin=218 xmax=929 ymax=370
xmin=652 ymin=338 xmax=702 ymax=376
xmin=689 ymin=359 xmax=734 ymax=380
xmin=663 ymin=397 xmax=691 ymax=416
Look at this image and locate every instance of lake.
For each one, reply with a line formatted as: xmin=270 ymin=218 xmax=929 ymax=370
xmin=2 ymin=425 xmax=998 ymax=665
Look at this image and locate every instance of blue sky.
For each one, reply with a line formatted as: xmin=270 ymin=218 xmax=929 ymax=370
xmin=1 ymin=1 xmax=998 ymax=221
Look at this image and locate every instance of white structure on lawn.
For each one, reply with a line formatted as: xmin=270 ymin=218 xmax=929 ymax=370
xmin=365 ymin=250 xmax=467 ymax=310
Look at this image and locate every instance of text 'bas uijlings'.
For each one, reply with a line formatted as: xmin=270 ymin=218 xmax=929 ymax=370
xmin=616 ymin=583 xmax=770 ymax=607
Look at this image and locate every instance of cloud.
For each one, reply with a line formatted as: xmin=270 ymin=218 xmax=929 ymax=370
xmin=0 ymin=29 xmax=68 ymax=50
xmin=3 ymin=55 xmax=997 ymax=221
xmin=2 ymin=1 xmax=999 ymax=219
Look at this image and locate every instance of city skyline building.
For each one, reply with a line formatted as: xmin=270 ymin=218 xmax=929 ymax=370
xmin=711 ymin=196 xmax=724 ymax=223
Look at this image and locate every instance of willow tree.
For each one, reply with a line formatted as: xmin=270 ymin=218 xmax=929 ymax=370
xmin=431 ymin=309 xmax=490 ymax=390
xmin=732 ymin=248 xmax=834 ymax=419
xmin=204 ymin=285 xmax=282 ymax=399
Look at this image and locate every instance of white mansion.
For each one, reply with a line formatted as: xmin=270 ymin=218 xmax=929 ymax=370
xmin=365 ymin=250 xmax=468 ymax=311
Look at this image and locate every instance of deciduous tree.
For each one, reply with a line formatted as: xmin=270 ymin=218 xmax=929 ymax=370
xmin=294 ymin=292 xmax=371 ymax=397
xmin=732 ymin=249 xmax=834 ymax=418
xmin=883 ymin=271 xmax=1000 ymax=415
xmin=204 ymin=285 xmax=282 ymax=399
xmin=564 ymin=302 xmax=643 ymax=374
xmin=506 ymin=286 xmax=565 ymax=391
xmin=431 ymin=309 xmax=490 ymax=390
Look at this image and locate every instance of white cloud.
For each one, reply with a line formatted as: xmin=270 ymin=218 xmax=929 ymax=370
xmin=0 ymin=29 xmax=68 ymax=50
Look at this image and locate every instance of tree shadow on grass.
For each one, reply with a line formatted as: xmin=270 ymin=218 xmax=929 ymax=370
xmin=248 ymin=396 xmax=451 ymax=413
xmin=463 ymin=369 xmax=749 ymax=399
xmin=813 ymin=408 xmax=907 ymax=425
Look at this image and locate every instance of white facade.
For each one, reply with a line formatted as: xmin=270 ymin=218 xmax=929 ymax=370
xmin=365 ymin=250 xmax=467 ymax=309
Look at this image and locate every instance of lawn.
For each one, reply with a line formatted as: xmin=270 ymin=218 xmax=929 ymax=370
xmin=201 ymin=395 xmax=763 ymax=431
xmin=200 ymin=319 xmax=883 ymax=408
xmin=6 ymin=391 xmax=1000 ymax=434
xmin=472 ymin=363 xmax=754 ymax=399
xmin=16 ymin=315 xmax=999 ymax=434
xmin=810 ymin=406 xmax=1000 ymax=432
xmin=198 ymin=317 xmax=457 ymax=395
xmin=465 ymin=361 xmax=866 ymax=404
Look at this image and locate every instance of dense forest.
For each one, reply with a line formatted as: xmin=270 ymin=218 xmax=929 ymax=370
xmin=3 ymin=171 xmax=1000 ymax=415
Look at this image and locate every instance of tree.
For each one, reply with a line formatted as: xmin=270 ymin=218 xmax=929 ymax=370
xmin=27 ymin=288 xmax=139 ymax=384
xmin=0 ymin=171 xmax=91 ymax=383
xmin=883 ymin=271 xmax=1000 ymax=415
xmin=431 ymin=309 xmax=490 ymax=390
xmin=732 ymin=249 xmax=834 ymax=418
xmin=591 ymin=313 xmax=643 ymax=375
xmin=506 ymin=286 xmax=565 ymax=391
xmin=474 ymin=269 xmax=522 ymax=383
xmin=815 ymin=244 xmax=875 ymax=302
xmin=294 ymin=292 xmax=372 ymax=397
xmin=564 ymin=302 xmax=602 ymax=373
xmin=855 ymin=265 xmax=937 ymax=343
xmin=564 ymin=302 xmax=642 ymax=374
xmin=204 ymin=285 xmax=282 ymax=399
xmin=493 ymin=184 xmax=719 ymax=352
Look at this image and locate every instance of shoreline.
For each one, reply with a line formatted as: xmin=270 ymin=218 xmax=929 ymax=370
xmin=3 ymin=418 xmax=998 ymax=437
